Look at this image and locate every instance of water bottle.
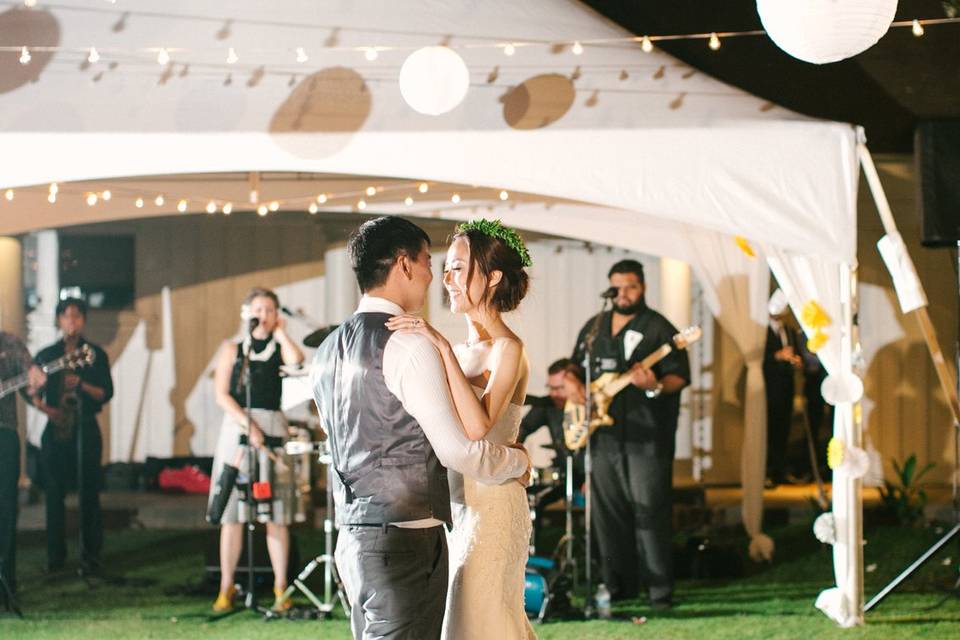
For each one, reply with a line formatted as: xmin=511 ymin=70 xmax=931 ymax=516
xmin=595 ymin=583 xmax=612 ymax=619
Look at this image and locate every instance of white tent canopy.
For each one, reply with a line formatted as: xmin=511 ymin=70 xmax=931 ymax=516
xmin=0 ymin=0 xmax=864 ymax=626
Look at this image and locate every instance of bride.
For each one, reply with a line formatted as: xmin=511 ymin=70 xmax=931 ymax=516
xmin=387 ymin=219 xmax=537 ymax=639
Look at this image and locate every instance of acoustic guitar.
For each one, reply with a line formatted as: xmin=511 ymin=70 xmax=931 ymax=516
xmin=0 ymin=344 xmax=96 ymax=400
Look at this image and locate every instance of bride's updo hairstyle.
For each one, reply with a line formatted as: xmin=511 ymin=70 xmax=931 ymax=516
xmin=453 ymin=219 xmax=531 ymax=313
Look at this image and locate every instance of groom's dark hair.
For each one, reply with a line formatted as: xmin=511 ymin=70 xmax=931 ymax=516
xmin=349 ymin=216 xmax=432 ymax=292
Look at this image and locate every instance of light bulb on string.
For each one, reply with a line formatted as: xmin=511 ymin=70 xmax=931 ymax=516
xmin=154 ymin=194 xmax=164 ymax=206
xmin=135 ymin=197 xmax=144 ymax=208
xmin=86 ymin=193 xmax=98 ymax=206
xmin=268 ymin=201 xmax=279 ymax=212
xmin=364 ymin=47 xmax=378 ymax=61
xmin=641 ymin=36 xmax=654 ymax=53
xmin=157 ymin=48 xmax=170 ymax=65
xmin=708 ymin=32 xmax=721 ymax=51
xmin=48 ymin=183 xmax=58 ymax=195
xmin=365 ymin=186 xmax=376 ymax=197
xmin=206 ymin=201 xmax=217 ymax=214
xmin=47 ymin=193 xmax=56 ymax=204
xmin=308 ymin=202 xmax=318 ymax=214
xmin=177 ymin=199 xmax=188 ymax=212
xmin=23 ymin=0 xmax=37 ymax=8
xmin=249 ymin=189 xmax=258 ymax=204
xmin=418 ymin=182 xmax=429 ymax=194
xmin=912 ymin=19 xmax=925 ymax=37
xmin=226 ymin=47 xmax=238 ymax=64
xmin=19 ymin=47 xmax=31 ymax=65
xmin=357 ymin=199 xmax=367 ymax=210
xmin=87 ymin=47 xmax=100 ymax=64
xmin=503 ymin=43 xmax=516 ymax=56
xmin=451 ymin=193 xmax=461 ymax=204
xmin=4 ymin=189 xmax=13 ymax=201
xmin=222 ymin=202 xmax=233 ymax=215
xmin=316 ymin=193 xmax=327 ymax=204
xmin=571 ymin=41 xmax=584 ymax=55
xmin=101 ymin=190 xmax=111 ymax=201
xmin=404 ymin=196 xmax=414 ymax=206
xmin=499 ymin=190 xmax=509 ymax=201
xmin=296 ymin=47 xmax=308 ymax=63
xmin=257 ymin=204 xmax=268 ymax=216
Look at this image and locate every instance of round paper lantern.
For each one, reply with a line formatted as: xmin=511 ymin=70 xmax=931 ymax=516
xmin=399 ymin=46 xmax=470 ymax=115
xmin=756 ymin=0 xmax=897 ymax=64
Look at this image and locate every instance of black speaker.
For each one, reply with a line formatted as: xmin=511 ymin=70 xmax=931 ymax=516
xmin=916 ymin=121 xmax=960 ymax=247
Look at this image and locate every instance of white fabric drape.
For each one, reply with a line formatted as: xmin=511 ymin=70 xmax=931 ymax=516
xmin=684 ymin=226 xmax=773 ymax=560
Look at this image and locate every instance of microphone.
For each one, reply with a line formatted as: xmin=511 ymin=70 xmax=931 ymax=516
xmin=280 ymin=305 xmax=295 ymax=317
xmin=601 ymin=286 xmax=618 ymax=299
xmin=248 ymin=317 xmax=260 ymax=334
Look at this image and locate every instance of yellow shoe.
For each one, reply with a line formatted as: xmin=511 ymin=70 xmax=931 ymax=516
xmin=212 ymin=585 xmax=237 ymax=612
xmin=272 ymin=587 xmax=292 ymax=613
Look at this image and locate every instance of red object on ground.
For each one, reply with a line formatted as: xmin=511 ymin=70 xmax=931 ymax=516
xmin=157 ymin=465 xmax=212 ymax=494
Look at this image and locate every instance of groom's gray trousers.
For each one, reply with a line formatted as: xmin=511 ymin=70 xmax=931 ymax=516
xmin=336 ymin=524 xmax=448 ymax=639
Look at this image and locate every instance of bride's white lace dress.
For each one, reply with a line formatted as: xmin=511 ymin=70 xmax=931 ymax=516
xmin=442 ymin=342 xmax=536 ymax=640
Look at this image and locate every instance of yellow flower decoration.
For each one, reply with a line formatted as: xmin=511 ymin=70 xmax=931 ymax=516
xmin=827 ymin=437 xmax=845 ymax=470
xmin=800 ymin=300 xmax=832 ymax=330
xmin=734 ymin=235 xmax=756 ymax=258
xmin=807 ymin=329 xmax=829 ymax=353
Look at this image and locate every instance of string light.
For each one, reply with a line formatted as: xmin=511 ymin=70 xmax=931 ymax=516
xmin=23 ymin=0 xmax=36 ymax=8
xmin=101 ymin=189 xmax=111 ymax=201
xmin=296 ymin=47 xmax=308 ymax=63
xmin=154 ymin=195 xmax=164 ymax=206
xmin=503 ymin=43 xmax=516 ymax=56
xmin=135 ymin=197 xmax=144 ymax=208
xmin=316 ymin=193 xmax=327 ymax=204
xmin=87 ymin=47 xmax=100 ymax=64
xmin=365 ymin=186 xmax=376 ymax=196
xmin=404 ymin=196 xmax=414 ymax=206
xmin=451 ymin=193 xmax=461 ymax=204
xmin=499 ymin=190 xmax=509 ymax=201
xmin=418 ymin=182 xmax=429 ymax=194
xmin=308 ymin=202 xmax=318 ymax=214
xmin=226 ymin=47 xmax=239 ymax=64
xmin=268 ymin=200 xmax=279 ymax=212
xmin=249 ymin=189 xmax=258 ymax=204
xmin=205 ymin=200 xmax=217 ymax=213
xmin=157 ymin=48 xmax=170 ymax=65
xmin=177 ymin=199 xmax=188 ymax=212
xmin=572 ymin=40 xmax=584 ymax=55
xmin=708 ymin=32 xmax=721 ymax=51
xmin=363 ymin=47 xmax=379 ymax=61
xmin=257 ymin=204 xmax=268 ymax=216
xmin=222 ymin=202 xmax=233 ymax=215
xmin=640 ymin=36 xmax=654 ymax=53
xmin=47 ymin=193 xmax=56 ymax=204
xmin=48 ymin=183 xmax=58 ymax=195
xmin=19 ymin=47 xmax=31 ymax=65
xmin=912 ymin=19 xmax=925 ymax=37
xmin=3 ymin=189 xmax=12 ymax=201
xmin=357 ymin=199 xmax=367 ymax=210
xmin=86 ymin=193 xmax=98 ymax=206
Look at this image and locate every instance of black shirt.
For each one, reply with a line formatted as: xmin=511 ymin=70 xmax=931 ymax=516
xmin=571 ymin=303 xmax=690 ymax=457
xmin=229 ymin=337 xmax=282 ymax=410
xmin=35 ymin=337 xmax=113 ymax=418
xmin=520 ymin=394 xmax=585 ymax=482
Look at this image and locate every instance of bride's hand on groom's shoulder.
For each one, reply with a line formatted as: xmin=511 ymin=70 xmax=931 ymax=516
xmin=385 ymin=314 xmax=448 ymax=351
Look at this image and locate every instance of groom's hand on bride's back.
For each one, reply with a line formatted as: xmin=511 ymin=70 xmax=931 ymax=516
xmin=507 ymin=442 xmax=532 ymax=487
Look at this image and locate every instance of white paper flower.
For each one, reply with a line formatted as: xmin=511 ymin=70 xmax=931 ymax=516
xmin=813 ymin=512 xmax=836 ymax=545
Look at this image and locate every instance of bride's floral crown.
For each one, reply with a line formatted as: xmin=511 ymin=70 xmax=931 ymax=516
xmin=456 ymin=219 xmax=533 ymax=268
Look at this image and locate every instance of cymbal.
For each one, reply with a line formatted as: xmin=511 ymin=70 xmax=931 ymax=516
xmin=303 ymin=324 xmax=338 ymax=348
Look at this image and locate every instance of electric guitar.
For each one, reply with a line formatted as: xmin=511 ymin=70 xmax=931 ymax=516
xmin=562 ymin=325 xmax=702 ymax=451
xmin=0 ymin=344 xmax=96 ymax=400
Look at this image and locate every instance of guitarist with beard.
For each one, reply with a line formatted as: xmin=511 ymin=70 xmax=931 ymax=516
xmin=570 ymin=260 xmax=689 ymax=610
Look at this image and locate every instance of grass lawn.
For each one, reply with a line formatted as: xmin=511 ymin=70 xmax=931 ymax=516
xmin=2 ymin=521 xmax=959 ymax=639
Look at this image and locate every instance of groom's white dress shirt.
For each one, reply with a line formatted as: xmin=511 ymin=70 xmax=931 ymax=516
xmin=352 ymin=296 xmax=527 ymax=528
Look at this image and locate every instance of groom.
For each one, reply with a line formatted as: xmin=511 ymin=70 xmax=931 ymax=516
xmin=312 ymin=216 xmax=530 ymax=639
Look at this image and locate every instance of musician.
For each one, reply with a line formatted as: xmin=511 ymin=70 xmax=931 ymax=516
xmin=208 ymin=287 xmax=303 ymax=613
xmin=570 ymin=260 xmax=689 ymax=609
xmin=33 ymin=298 xmax=113 ymax=573
xmin=0 ymin=331 xmax=45 ymax=604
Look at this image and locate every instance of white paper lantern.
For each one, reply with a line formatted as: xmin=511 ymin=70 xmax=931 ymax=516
xmin=756 ymin=0 xmax=898 ymax=64
xmin=399 ymin=46 xmax=470 ymax=115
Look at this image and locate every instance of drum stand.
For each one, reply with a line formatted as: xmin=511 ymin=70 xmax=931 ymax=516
xmin=276 ymin=455 xmax=349 ymax=619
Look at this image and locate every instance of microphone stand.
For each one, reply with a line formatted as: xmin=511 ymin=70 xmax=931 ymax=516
xmin=581 ymin=292 xmax=612 ymax=618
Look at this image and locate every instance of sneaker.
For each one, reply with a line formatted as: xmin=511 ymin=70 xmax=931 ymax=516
xmin=272 ymin=587 xmax=292 ymax=613
xmin=212 ymin=585 xmax=237 ymax=612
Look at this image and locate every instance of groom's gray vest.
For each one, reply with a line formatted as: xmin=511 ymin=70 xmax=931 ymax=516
xmin=312 ymin=312 xmax=452 ymax=527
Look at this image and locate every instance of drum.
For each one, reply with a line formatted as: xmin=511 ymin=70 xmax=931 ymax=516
xmin=524 ymin=564 xmax=551 ymax=619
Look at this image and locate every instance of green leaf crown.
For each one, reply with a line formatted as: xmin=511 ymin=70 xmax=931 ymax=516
xmin=456 ymin=219 xmax=532 ymax=267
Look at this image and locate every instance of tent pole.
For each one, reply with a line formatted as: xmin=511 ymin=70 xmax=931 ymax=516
xmin=857 ymin=145 xmax=960 ymax=425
